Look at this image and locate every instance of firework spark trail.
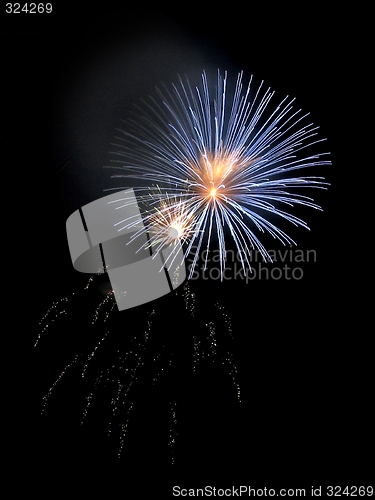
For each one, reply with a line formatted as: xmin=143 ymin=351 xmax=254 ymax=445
xmin=182 ymin=282 xmax=195 ymax=316
xmin=95 ymin=309 xmax=157 ymax=443
xmin=225 ymin=350 xmax=242 ymax=403
xmin=108 ymin=353 xmax=138 ymax=439
xmin=151 ymin=349 xmax=166 ymax=385
xmin=108 ymin=70 xmax=330 ymax=278
xmin=110 ymin=378 xmax=123 ymax=426
xmin=206 ymin=321 xmax=217 ymax=357
xmin=117 ymin=402 xmax=134 ymax=458
xmin=214 ymin=302 xmax=241 ymax=401
xmin=35 ymin=296 xmax=69 ymax=347
xmin=37 ymin=278 xmax=241 ymax=460
xmin=38 ymin=277 xmax=119 ymax=424
xmin=153 ymin=355 xmax=173 ymax=387
xmin=41 ymin=354 xmax=80 ymax=414
xmin=37 ymin=284 xmax=159 ymax=447
xmin=176 ymin=283 xmax=241 ymax=400
xmin=192 ymin=334 xmax=201 ymax=372
xmin=121 ymin=309 xmax=155 ymax=398
xmin=169 ymin=401 xmax=178 ymax=464
xmin=82 ymin=331 xmax=110 ymax=377
xmin=35 ymin=275 xmax=102 ymax=347
xmin=112 ymin=309 xmax=157 ymax=457
xmin=180 ymin=283 xmax=241 ymax=400
xmin=81 ymin=370 xmax=104 ymax=425
xmin=108 ymin=350 xmax=126 ymax=429
xmin=103 ymin=285 xmax=241 ymax=460
xmin=92 ymin=290 xmax=116 ymax=325
xmin=189 ymin=298 xmax=241 ymax=401
xmin=215 ymin=302 xmax=233 ymax=338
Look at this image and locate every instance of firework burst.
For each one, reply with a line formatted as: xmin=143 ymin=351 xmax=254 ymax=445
xmin=109 ymin=70 xmax=330 ymax=278
xmin=113 ymin=187 xmax=198 ymax=272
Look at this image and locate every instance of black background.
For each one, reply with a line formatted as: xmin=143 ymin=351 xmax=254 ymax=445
xmin=3 ymin=2 xmax=370 ymax=489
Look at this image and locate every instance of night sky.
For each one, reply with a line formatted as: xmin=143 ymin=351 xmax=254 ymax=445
xmin=4 ymin=3 xmax=370 ymax=487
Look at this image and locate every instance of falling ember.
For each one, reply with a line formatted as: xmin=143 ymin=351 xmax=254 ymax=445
xmin=82 ymin=331 xmax=109 ymax=378
xmin=36 ymin=278 xmax=242 ymax=462
xmin=41 ymin=355 xmax=80 ymax=414
xmin=35 ymin=296 xmax=69 ymax=347
xmin=92 ymin=291 xmax=116 ymax=324
xmin=35 ymin=274 xmax=103 ymax=347
xmin=168 ymin=401 xmax=178 ymax=464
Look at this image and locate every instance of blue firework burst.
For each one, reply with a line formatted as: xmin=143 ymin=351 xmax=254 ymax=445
xmin=109 ymin=70 xmax=330 ymax=278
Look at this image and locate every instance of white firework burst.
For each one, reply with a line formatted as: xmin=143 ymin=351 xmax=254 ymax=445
xmin=109 ymin=70 xmax=330 ymax=278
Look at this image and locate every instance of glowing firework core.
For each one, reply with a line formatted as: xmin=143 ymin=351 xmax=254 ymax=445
xmin=196 ymin=151 xmax=258 ymax=202
xmin=197 ymin=152 xmax=235 ymax=200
